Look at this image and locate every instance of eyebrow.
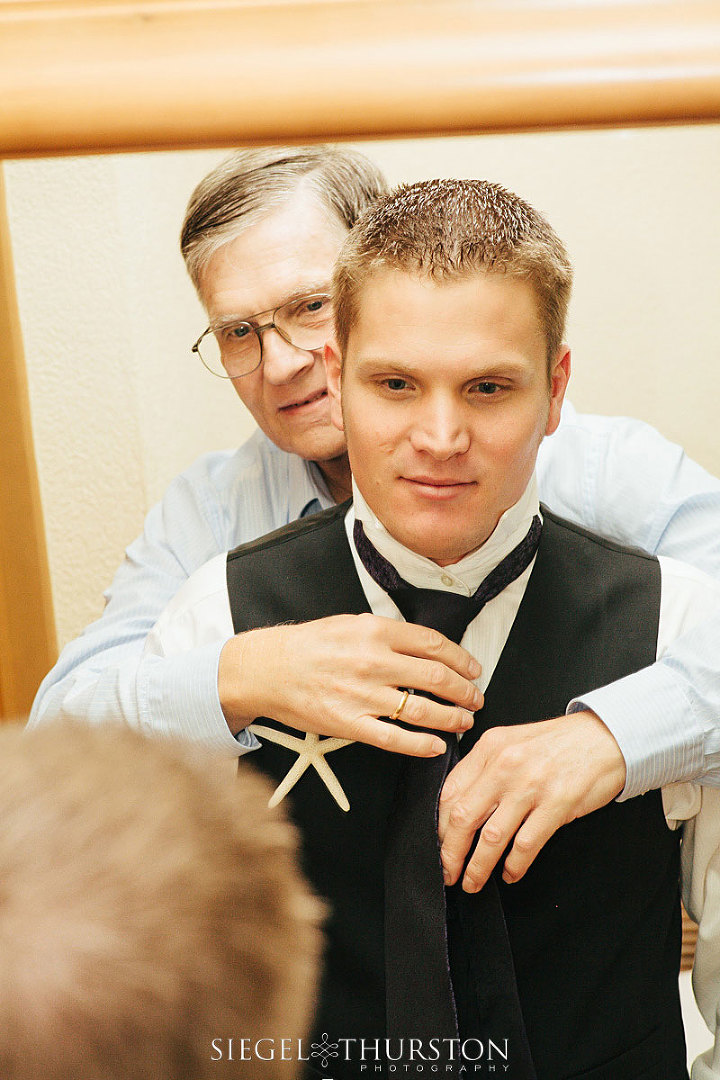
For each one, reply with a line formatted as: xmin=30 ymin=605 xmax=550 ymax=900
xmin=209 ymin=284 xmax=332 ymax=332
xmin=352 ymin=355 xmax=532 ymax=378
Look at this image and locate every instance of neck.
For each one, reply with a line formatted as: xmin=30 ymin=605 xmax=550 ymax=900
xmin=318 ymin=453 xmax=353 ymax=504
xmin=352 ymin=474 xmax=540 ymax=590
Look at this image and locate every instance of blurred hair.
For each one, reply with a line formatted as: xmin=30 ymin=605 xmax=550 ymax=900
xmin=0 ymin=721 xmax=321 ymax=1080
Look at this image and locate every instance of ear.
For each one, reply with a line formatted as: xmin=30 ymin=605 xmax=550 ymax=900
xmin=545 ymin=346 xmax=571 ymax=437
xmin=324 ymin=340 xmax=345 ymax=433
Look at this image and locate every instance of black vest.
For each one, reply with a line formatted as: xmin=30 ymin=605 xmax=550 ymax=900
xmin=227 ymin=503 xmax=687 ymax=1080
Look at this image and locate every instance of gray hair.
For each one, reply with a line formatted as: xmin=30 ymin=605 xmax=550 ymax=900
xmin=180 ymin=145 xmax=388 ymax=292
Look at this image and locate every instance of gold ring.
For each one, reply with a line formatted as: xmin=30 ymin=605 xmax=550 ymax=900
xmin=390 ymin=689 xmax=410 ymax=721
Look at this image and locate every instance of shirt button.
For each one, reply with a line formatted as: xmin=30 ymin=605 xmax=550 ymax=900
xmin=441 ymin=573 xmax=454 ymax=587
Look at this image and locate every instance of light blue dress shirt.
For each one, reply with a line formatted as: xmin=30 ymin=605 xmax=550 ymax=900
xmin=29 ymin=402 xmax=720 ymax=798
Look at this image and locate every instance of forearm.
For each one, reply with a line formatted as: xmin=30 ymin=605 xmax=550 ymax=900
xmin=571 ymin=574 xmax=720 ymax=794
xmin=31 ymin=636 xmax=255 ymax=756
xmin=30 ymin=611 xmax=153 ymax=729
xmin=140 ymin=642 xmax=256 ymax=754
xmin=30 ymin=452 xmax=238 ymax=730
xmin=569 ymin=665 xmax=705 ymax=797
xmin=542 ymin=408 xmax=720 ymax=793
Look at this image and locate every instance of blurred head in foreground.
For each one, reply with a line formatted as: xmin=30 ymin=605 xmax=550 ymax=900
xmin=0 ymin=722 xmax=321 ymax=1080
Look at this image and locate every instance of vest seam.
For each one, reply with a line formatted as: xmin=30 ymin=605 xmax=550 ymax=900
xmin=542 ymin=505 xmax=658 ymax=565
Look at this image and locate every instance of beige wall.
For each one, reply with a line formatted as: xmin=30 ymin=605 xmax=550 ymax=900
xmin=5 ymin=125 xmax=720 ymax=647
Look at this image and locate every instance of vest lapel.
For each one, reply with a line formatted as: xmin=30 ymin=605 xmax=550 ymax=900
xmin=227 ymin=500 xmax=371 ymax=632
xmin=471 ymin=505 xmax=661 ymax=737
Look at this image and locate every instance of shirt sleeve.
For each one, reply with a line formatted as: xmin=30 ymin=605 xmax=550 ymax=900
xmin=539 ymin=405 xmax=720 ymax=796
xmin=28 ymin=456 xmax=255 ymax=755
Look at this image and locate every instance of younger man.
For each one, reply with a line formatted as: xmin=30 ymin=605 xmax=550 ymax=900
xmin=148 ymin=179 xmax=720 ymax=1079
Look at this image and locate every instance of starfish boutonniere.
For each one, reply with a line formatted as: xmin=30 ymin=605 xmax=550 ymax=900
xmin=248 ymin=725 xmax=354 ymax=812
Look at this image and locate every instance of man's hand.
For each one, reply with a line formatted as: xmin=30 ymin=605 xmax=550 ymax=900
xmin=438 ymin=711 xmax=627 ymax=890
xmin=218 ymin=613 xmax=483 ymax=757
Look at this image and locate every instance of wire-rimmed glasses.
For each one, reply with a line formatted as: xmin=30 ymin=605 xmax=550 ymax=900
xmin=192 ymin=292 xmax=333 ymax=379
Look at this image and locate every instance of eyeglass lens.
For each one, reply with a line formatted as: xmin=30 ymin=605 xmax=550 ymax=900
xmin=196 ymin=294 xmax=333 ymax=378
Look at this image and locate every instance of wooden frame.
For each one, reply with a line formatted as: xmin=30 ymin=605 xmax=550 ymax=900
xmin=0 ymin=168 xmax=56 ymax=718
xmin=0 ymin=0 xmax=719 ymax=158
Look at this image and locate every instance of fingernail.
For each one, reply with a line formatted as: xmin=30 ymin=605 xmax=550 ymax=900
xmin=473 ymin=690 xmax=484 ymax=709
xmin=460 ymin=712 xmax=474 ymax=730
xmin=431 ymin=739 xmax=446 ymax=756
xmin=469 ymin=658 xmax=481 ymax=678
xmin=502 ymin=871 xmax=514 ymax=884
xmin=463 ymin=877 xmax=480 ymax=894
xmin=443 ymin=867 xmax=451 ymax=885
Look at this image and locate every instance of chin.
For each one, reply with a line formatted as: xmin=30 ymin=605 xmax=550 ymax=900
xmin=303 ymin=438 xmax=348 ymax=464
xmin=272 ymin=429 xmax=336 ymax=462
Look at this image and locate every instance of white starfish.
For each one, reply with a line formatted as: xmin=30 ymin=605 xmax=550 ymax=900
xmin=248 ymin=725 xmax=354 ymax=812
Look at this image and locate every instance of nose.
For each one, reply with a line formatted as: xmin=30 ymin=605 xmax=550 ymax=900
xmin=409 ymin=394 xmax=471 ymax=460
xmin=259 ymin=326 xmax=316 ymax=386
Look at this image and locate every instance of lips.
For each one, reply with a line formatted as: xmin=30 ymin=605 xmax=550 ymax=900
xmin=404 ymin=476 xmax=473 ymax=487
xmin=401 ymin=475 xmax=476 ymax=500
xmin=279 ymin=388 xmax=328 ymax=412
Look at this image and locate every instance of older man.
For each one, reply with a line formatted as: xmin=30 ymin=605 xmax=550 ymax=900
xmin=30 ymin=145 xmax=720 ymax=890
xmin=146 ymin=178 xmax=720 ymax=1079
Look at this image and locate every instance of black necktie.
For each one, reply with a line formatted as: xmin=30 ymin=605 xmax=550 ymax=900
xmin=353 ymin=516 xmax=541 ymax=1079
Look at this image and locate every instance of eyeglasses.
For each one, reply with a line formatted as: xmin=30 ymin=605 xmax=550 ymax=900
xmin=192 ymin=292 xmax=333 ymax=379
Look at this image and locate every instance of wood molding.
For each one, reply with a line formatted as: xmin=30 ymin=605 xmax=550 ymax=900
xmin=0 ymin=167 xmax=57 ymax=720
xmin=682 ymin=906 xmax=698 ymax=972
xmin=0 ymin=0 xmax=719 ymax=157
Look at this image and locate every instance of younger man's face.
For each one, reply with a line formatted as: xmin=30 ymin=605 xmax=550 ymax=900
xmin=326 ymin=269 xmax=570 ymax=566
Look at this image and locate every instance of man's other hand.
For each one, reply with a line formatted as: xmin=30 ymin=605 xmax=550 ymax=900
xmin=218 ymin=614 xmax=483 ymax=757
xmin=438 ymin=711 xmax=627 ymax=890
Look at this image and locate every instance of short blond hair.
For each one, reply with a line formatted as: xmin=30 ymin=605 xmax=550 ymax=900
xmin=333 ymin=178 xmax=573 ymax=370
xmin=0 ymin=722 xmax=321 ymax=1080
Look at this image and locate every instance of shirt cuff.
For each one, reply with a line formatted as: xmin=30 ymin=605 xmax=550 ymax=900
xmin=138 ymin=640 xmax=259 ymax=757
xmin=568 ymin=662 xmax=705 ymax=799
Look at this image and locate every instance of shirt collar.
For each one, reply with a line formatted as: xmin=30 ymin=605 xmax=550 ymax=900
xmin=352 ymin=475 xmax=540 ymax=596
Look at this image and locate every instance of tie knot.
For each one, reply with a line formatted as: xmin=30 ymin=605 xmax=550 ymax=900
xmin=390 ymin=583 xmax=481 ymax=645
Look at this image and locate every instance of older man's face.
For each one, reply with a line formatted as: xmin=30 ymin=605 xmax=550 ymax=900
xmin=327 ymin=269 xmax=570 ymax=566
xmin=199 ymin=188 xmax=348 ymax=468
